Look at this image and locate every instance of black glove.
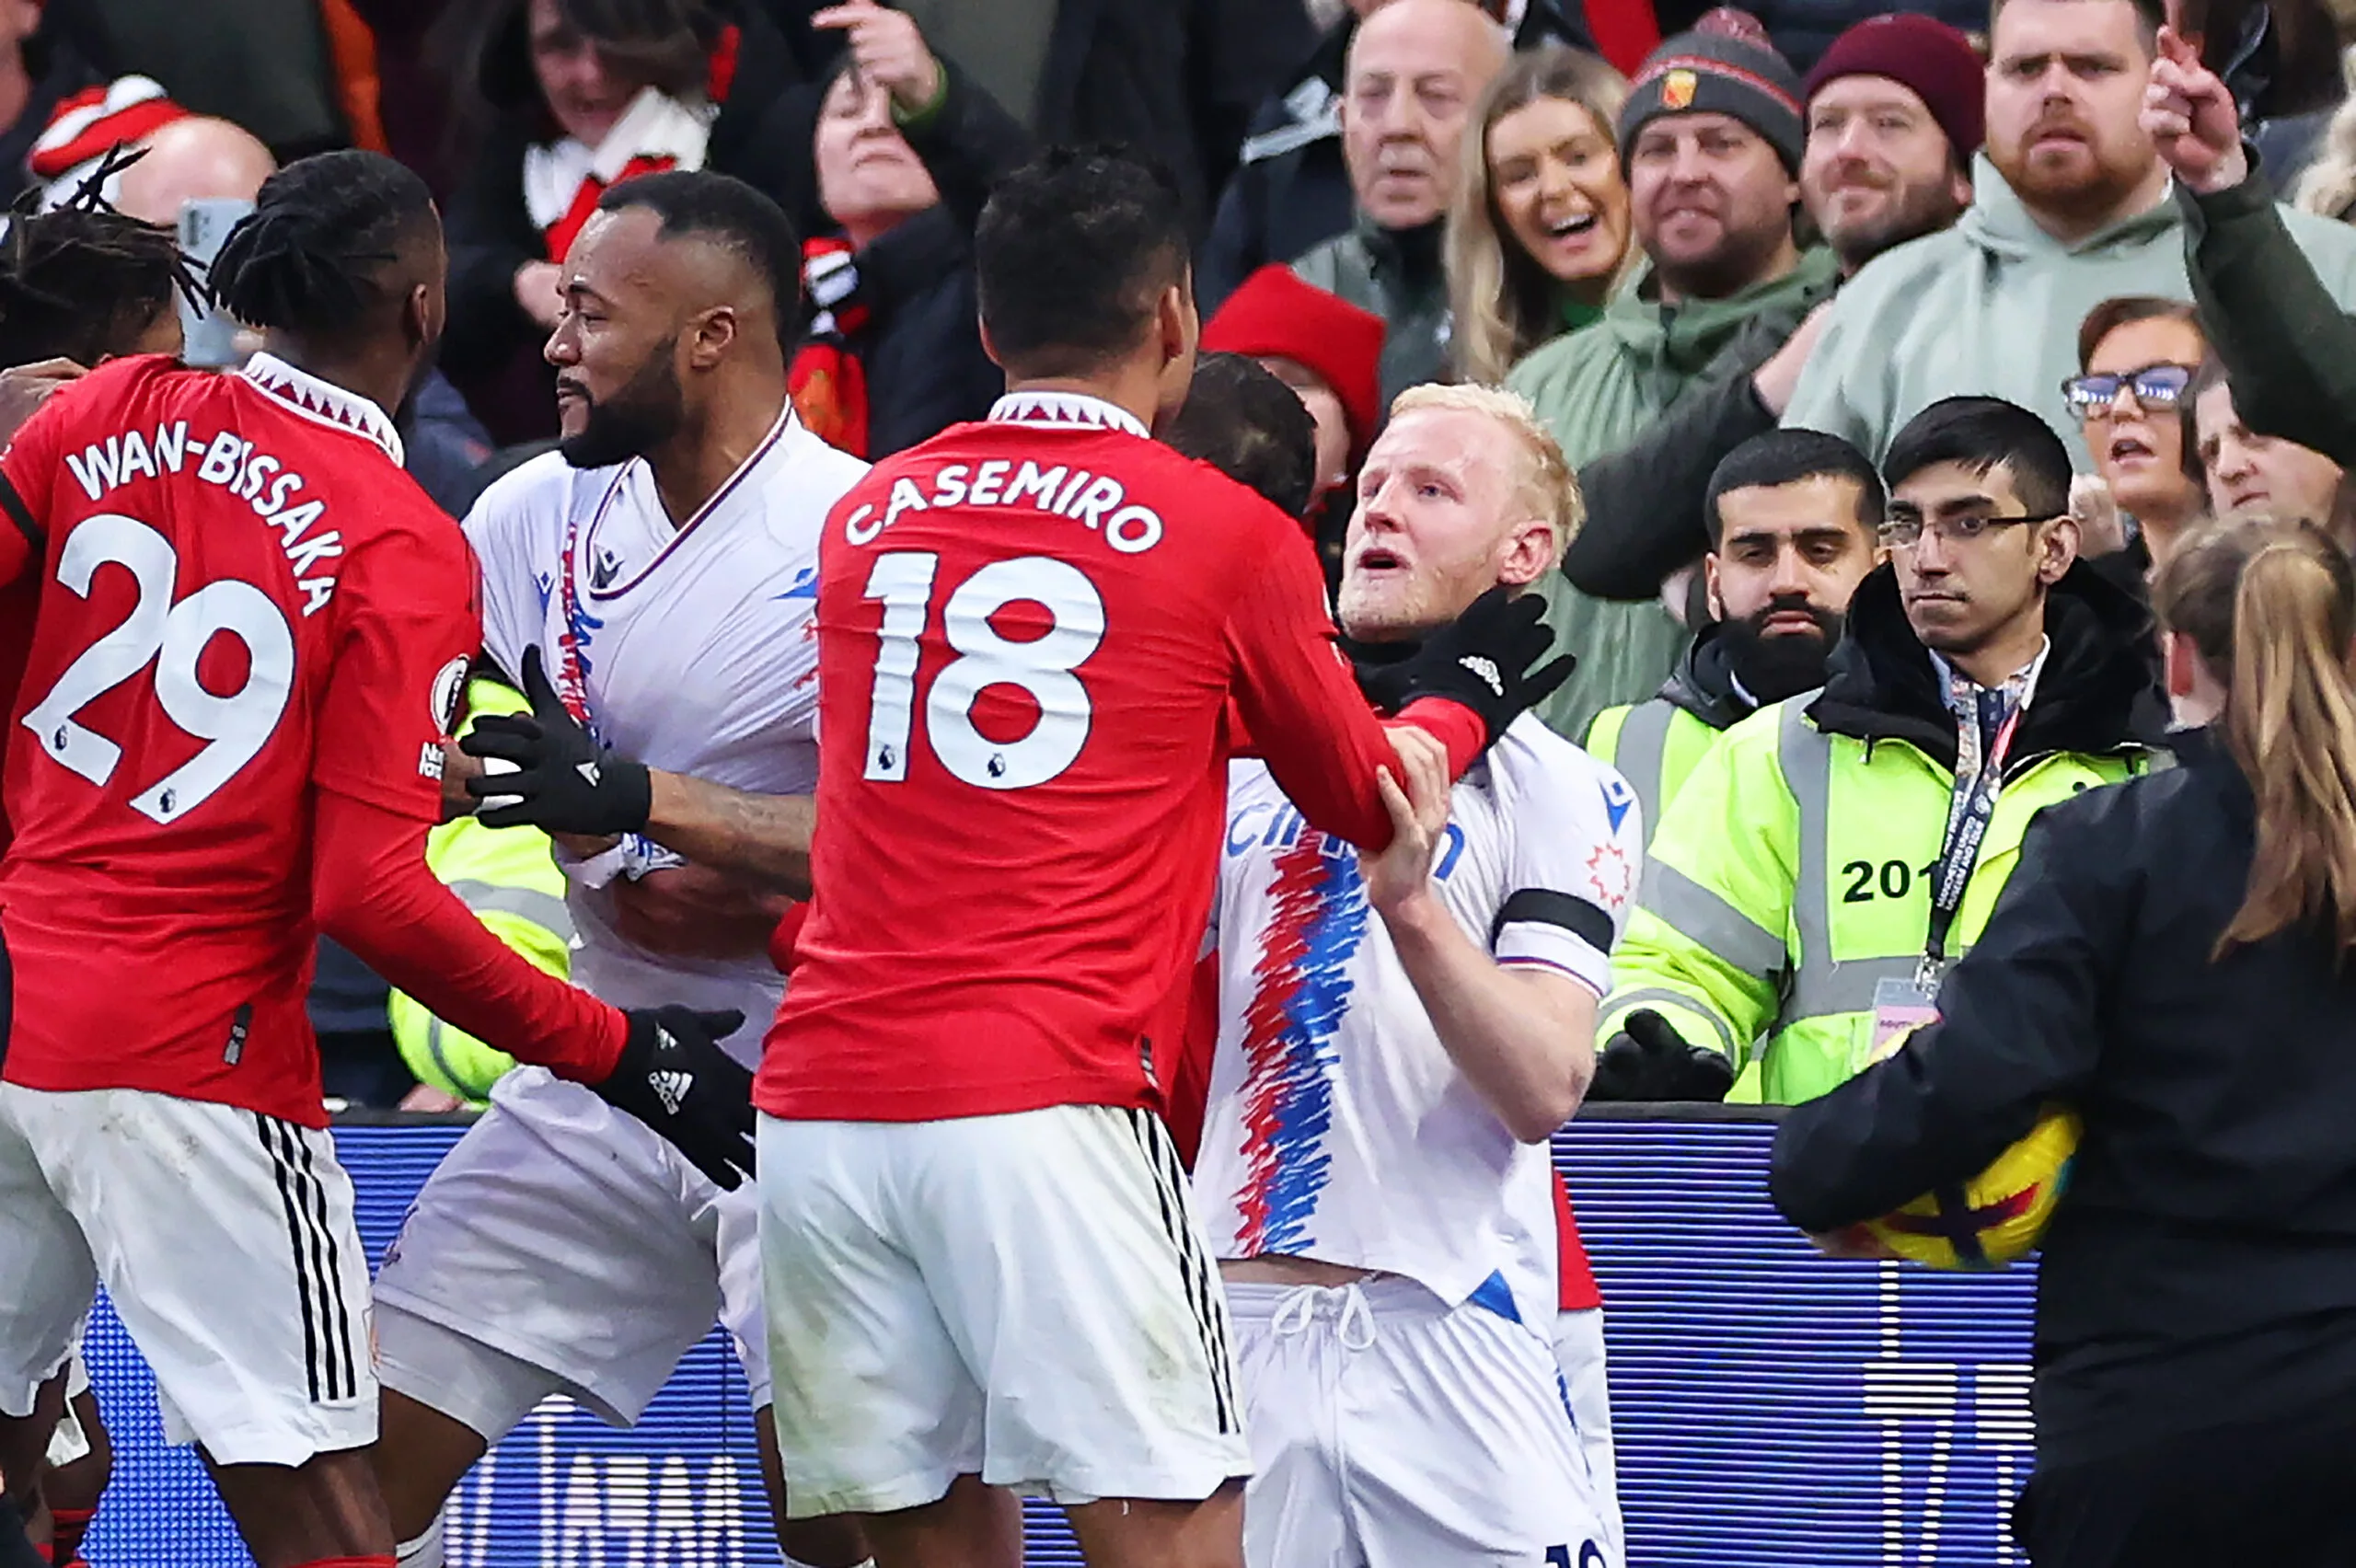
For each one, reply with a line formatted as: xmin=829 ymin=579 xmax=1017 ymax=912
xmin=597 ymin=1007 xmax=757 ymax=1189
xmin=462 ymin=645 xmax=653 ymax=834
xmin=1385 ymin=586 xmax=1576 ymax=747
xmin=1590 ymin=1009 xmax=1735 ymax=1102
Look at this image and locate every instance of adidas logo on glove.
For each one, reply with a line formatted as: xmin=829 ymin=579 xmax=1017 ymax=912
xmin=650 ymin=1067 xmax=694 ymax=1115
xmin=1457 ymin=654 xmax=1505 ymax=698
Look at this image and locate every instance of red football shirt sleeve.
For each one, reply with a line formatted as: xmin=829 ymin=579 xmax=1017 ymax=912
xmin=311 ymin=785 xmax=627 ymax=1081
xmin=312 ymin=515 xmax=479 ymax=819
xmin=1220 ymin=519 xmax=1484 ymax=849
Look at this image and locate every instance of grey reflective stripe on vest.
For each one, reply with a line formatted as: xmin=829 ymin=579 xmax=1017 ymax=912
xmin=446 ymin=880 xmax=575 ymax=942
xmin=1607 ymin=986 xmax=1739 ymax=1059
xmin=1613 ymin=699 xmax=1679 ymax=837
xmin=1775 ymin=702 xmax=1911 ymax=1023
xmin=1638 ymin=859 xmax=1784 ymax=979
xmin=421 ymin=1017 xmax=480 ymax=1098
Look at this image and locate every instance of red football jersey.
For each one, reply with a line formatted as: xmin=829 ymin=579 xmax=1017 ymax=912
xmin=756 ymin=391 xmax=1482 ymax=1123
xmin=0 ymin=353 xmax=479 ymax=1124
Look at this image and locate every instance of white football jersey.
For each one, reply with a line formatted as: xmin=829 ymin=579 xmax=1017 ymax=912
xmin=1194 ymin=714 xmax=1642 ymax=1328
xmin=465 ymin=408 xmax=868 ymax=1062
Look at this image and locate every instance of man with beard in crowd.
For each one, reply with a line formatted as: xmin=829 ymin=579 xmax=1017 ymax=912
xmin=1592 ymin=398 xmax=2167 ymax=1104
xmin=1509 ymin=21 xmax=1834 ymax=742
xmin=1562 ymin=13 xmax=1983 ymax=606
xmin=1583 ymin=430 xmax=1883 ymax=855
xmin=1785 ymin=0 xmax=2356 ymax=467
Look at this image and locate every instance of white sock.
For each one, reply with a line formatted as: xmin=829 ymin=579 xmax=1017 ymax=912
xmin=395 ymin=1516 xmax=445 ymax=1568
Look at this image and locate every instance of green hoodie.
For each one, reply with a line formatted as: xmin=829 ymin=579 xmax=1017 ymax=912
xmin=1507 ymin=247 xmax=1839 ymax=741
xmin=1784 ymin=153 xmax=2356 ymax=467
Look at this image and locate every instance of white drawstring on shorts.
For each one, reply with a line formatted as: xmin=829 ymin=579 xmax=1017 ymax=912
xmin=1268 ymin=1281 xmax=1378 ymax=1350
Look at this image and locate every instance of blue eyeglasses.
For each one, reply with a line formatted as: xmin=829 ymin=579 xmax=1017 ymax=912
xmin=2061 ymin=363 xmax=2194 ymax=421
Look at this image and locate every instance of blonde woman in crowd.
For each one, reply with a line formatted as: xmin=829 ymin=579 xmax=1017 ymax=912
xmin=1445 ymin=46 xmax=1632 ymax=386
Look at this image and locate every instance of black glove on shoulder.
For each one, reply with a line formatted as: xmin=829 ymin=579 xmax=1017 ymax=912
xmin=1589 ymin=1009 xmax=1735 ymax=1102
xmin=1384 ymin=586 xmax=1576 ymax=747
xmin=462 ymin=645 xmax=653 ymax=835
xmin=597 ymin=1006 xmax=756 ymax=1189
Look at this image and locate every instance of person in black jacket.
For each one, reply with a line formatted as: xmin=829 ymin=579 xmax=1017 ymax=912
xmin=2154 ymin=25 xmax=2356 ymax=476
xmin=790 ymin=0 xmax=1030 ymax=458
xmin=1771 ymin=516 xmax=2356 ymax=1567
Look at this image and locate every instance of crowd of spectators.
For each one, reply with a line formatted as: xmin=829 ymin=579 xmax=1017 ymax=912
xmin=6 ymin=0 xmax=2356 ymax=1112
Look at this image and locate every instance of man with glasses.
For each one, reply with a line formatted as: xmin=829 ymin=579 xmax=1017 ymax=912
xmin=1591 ymin=397 xmax=2169 ymax=1105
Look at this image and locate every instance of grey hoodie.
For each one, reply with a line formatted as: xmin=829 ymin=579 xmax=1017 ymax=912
xmin=1784 ymin=153 xmax=2356 ymax=467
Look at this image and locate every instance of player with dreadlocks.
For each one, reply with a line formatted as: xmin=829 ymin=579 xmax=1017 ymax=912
xmin=0 ymin=147 xmax=202 ymax=459
xmin=0 ymin=153 xmax=197 ymax=370
xmin=0 ymin=149 xmax=756 ymax=1568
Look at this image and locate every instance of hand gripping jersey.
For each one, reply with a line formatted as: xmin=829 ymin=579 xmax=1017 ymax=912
xmin=465 ymin=409 xmax=866 ymax=1057
xmin=757 ymin=391 xmax=1484 ymax=1124
xmin=1195 ymin=714 xmax=1643 ymax=1327
xmin=0 ymin=354 xmax=483 ymax=1124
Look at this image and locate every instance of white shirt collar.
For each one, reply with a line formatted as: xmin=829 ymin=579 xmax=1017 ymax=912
xmin=988 ymin=389 xmax=1150 ymax=440
xmin=237 ymin=352 xmax=405 ymax=467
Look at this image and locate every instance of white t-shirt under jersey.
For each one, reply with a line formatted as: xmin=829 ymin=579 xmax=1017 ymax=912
xmin=1193 ymin=713 xmax=1643 ymax=1329
xmin=465 ymin=408 xmax=868 ymax=1064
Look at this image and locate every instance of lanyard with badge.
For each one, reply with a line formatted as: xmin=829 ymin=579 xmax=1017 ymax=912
xmin=1865 ymin=671 xmax=2028 ymax=1064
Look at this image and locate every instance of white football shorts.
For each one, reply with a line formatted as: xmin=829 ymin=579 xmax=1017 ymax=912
xmin=1226 ymin=1275 xmax=1614 ymax=1568
xmin=757 ymin=1104 xmax=1250 ymax=1518
xmin=372 ymin=1066 xmax=766 ymax=1437
xmin=0 ymin=1083 xmax=374 ymax=1467
xmin=1556 ymin=1308 xmax=1623 ymax=1563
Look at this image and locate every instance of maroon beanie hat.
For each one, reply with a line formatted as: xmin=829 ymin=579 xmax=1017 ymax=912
xmin=1804 ymin=14 xmax=1986 ymax=160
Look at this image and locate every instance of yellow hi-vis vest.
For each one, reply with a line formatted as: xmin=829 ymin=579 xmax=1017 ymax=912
xmin=1585 ymin=697 xmax=1726 ymax=853
xmin=387 ymin=676 xmax=572 ymax=1103
xmin=1597 ymin=696 xmax=2155 ymax=1105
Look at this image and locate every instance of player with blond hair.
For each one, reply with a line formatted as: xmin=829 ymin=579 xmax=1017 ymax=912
xmin=1194 ymin=383 xmax=1633 ymax=1567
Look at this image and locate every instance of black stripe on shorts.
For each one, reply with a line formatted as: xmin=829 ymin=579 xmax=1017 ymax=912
xmin=289 ymin=1123 xmax=357 ymax=1399
xmin=1124 ymin=1108 xmax=1241 ymax=1435
xmin=253 ymin=1114 xmax=355 ymax=1402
